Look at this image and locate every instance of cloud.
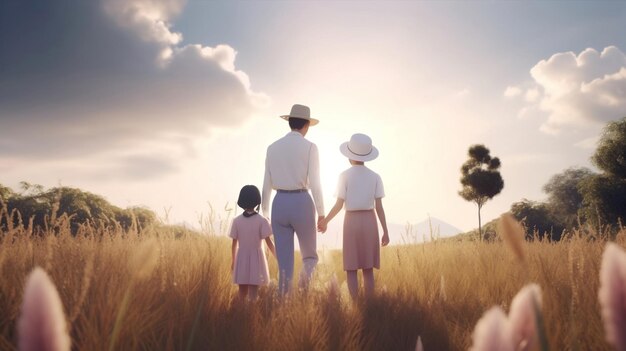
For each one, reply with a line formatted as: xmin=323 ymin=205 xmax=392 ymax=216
xmin=506 ymin=46 xmax=626 ymax=134
xmin=504 ymin=86 xmax=522 ymax=98
xmin=0 ymin=0 xmax=268 ymax=160
xmin=524 ymin=88 xmax=540 ymax=103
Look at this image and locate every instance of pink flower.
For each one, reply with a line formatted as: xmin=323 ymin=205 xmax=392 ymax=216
xmin=471 ymin=284 xmax=543 ymax=351
xmin=18 ymin=267 xmax=70 ymax=351
xmin=470 ymin=307 xmax=514 ymax=351
xmin=509 ymin=284 xmax=542 ymax=351
xmin=599 ymin=243 xmax=626 ymax=351
xmin=415 ymin=335 xmax=424 ymax=351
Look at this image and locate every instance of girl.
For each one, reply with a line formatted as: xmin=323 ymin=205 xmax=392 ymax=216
xmin=319 ymin=133 xmax=390 ymax=300
xmin=230 ymin=185 xmax=276 ymax=300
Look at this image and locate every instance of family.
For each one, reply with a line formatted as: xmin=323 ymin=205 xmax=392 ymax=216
xmin=229 ymin=104 xmax=390 ymax=301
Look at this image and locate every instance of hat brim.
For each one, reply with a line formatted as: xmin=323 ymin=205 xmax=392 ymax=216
xmin=340 ymin=142 xmax=379 ymax=162
xmin=280 ymin=115 xmax=319 ymax=126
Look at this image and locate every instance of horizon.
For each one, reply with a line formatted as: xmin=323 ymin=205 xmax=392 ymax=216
xmin=2 ymin=1 xmax=626 ymax=233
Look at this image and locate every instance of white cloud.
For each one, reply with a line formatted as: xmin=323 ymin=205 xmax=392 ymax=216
xmin=0 ymin=0 xmax=268 ymax=166
xmin=524 ymin=88 xmax=540 ymax=103
xmin=103 ymin=0 xmax=185 ymax=48
xmin=504 ymin=86 xmax=522 ymax=98
xmin=511 ymin=46 xmax=626 ymax=134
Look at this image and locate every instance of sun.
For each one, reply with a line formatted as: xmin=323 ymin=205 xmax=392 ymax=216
xmin=317 ymin=141 xmax=351 ymax=207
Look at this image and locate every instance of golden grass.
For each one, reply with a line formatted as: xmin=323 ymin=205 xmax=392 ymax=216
xmin=0 ymin=215 xmax=624 ymax=350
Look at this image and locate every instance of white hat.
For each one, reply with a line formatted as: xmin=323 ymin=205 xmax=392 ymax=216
xmin=280 ymin=104 xmax=319 ymax=126
xmin=340 ymin=133 xmax=379 ymax=162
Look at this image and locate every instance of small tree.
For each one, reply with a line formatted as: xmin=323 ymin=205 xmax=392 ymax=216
xmin=459 ymin=144 xmax=504 ymax=240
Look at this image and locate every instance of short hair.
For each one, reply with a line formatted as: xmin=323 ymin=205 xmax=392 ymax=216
xmin=289 ymin=117 xmax=310 ymax=130
xmin=237 ymin=185 xmax=261 ymax=210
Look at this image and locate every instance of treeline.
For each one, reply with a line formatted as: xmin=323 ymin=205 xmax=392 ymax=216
xmin=510 ymin=117 xmax=626 ymax=240
xmin=0 ymin=182 xmax=156 ymax=234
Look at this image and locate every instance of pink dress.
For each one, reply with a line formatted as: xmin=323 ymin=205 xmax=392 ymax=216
xmin=229 ymin=213 xmax=272 ymax=285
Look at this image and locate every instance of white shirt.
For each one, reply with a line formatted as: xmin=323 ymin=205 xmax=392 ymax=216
xmin=335 ymin=165 xmax=384 ymax=211
xmin=262 ymin=131 xmax=325 ymax=216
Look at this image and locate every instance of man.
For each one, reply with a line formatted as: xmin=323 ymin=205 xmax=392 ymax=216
xmin=262 ymin=104 xmax=325 ymax=295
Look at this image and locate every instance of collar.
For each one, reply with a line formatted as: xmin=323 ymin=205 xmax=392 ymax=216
xmin=286 ymin=131 xmax=304 ymax=137
xmin=243 ymin=211 xmax=258 ymax=218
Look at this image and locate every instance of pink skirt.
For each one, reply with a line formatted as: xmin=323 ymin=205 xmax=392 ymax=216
xmin=343 ymin=210 xmax=380 ymax=271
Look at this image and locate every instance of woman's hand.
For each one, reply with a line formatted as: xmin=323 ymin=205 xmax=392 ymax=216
xmin=381 ymin=232 xmax=390 ymax=247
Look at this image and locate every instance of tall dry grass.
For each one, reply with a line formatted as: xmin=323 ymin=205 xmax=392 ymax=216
xmin=0 ymin=209 xmax=623 ymax=350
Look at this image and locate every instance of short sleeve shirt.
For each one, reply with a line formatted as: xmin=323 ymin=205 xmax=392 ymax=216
xmin=336 ymin=165 xmax=385 ymax=211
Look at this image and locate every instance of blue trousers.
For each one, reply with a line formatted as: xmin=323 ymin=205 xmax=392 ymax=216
xmin=271 ymin=192 xmax=318 ymax=295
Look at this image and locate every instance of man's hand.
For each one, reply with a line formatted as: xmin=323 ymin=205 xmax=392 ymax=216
xmin=381 ymin=231 xmax=390 ymax=247
xmin=317 ymin=216 xmax=327 ymax=233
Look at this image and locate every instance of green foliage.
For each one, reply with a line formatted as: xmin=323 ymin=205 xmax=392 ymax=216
xmin=0 ymin=182 xmax=156 ymax=234
xmin=579 ymin=175 xmax=626 ymax=229
xmin=459 ymin=145 xmax=504 ymax=206
xmin=592 ymin=117 xmax=626 ymax=178
xmin=459 ymin=144 xmax=504 ymax=238
xmin=542 ymin=167 xmax=595 ymax=229
xmin=510 ymin=199 xmax=564 ymax=240
xmin=576 ymin=117 xmax=626 ymax=229
xmin=0 ymin=185 xmax=15 ymax=203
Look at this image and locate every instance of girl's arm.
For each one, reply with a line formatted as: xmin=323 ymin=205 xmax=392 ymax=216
xmin=319 ymin=198 xmax=344 ymax=233
xmin=264 ymin=237 xmax=276 ymax=258
xmin=375 ymin=198 xmax=390 ymax=246
xmin=231 ymin=239 xmax=238 ymax=271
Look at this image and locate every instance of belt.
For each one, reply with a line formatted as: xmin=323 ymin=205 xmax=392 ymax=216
xmin=277 ymin=189 xmax=308 ymax=193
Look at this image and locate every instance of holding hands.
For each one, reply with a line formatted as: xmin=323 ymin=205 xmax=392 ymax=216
xmin=317 ymin=216 xmax=327 ymax=233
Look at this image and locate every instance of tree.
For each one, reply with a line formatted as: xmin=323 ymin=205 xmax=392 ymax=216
xmin=459 ymin=144 xmax=504 ymax=240
xmin=510 ymin=199 xmax=564 ymax=240
xmin=542 ymin=167 xmax=595 ymax=229
xmin=0 ymin=184 xmax=14 ymax=203
xmin=580 ymin=175 xmax=626 ymax=229
xmin=592 ymin=117 xmax=626 ymax=179
xmin=579 ymin=117 xmax=626 ymax=229
xmin=0 ymin=183 xmax=157 ymax=234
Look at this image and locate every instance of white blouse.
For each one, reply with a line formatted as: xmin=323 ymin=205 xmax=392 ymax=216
xmin=335 ymin=165 xmax=384 ymax=211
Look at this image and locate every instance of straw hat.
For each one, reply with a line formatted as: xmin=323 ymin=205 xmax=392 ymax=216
xmin=340 ymin=133 xmax=379 ymax=162
xmin=280 ymin=104 xmax=319 ymax=126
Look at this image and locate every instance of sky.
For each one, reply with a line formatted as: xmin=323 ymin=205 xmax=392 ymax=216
xmin=1 ymin=0 xmax=626 ymax=243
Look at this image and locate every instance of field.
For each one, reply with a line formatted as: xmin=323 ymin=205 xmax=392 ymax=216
xmin=0 ymin=214 xmax=623 ymax=351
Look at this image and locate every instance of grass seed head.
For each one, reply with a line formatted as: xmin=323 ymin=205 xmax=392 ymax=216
xmin=498 ymin=213 xmax=525 ymax=261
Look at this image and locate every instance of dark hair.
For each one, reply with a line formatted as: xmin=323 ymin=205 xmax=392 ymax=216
xmin=237 ymin=185 xmax=261 ymax=211
xmin=288 ymin=117 xmax=310 ymax=130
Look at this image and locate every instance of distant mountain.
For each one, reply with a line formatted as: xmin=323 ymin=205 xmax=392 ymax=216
xmin=413 ymin=217 xmax=463 ymax=238
xmin=318 ymin=215 xmax=463 ymax=249
xmin=392 ymin=217 xmax=463 ymax=245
